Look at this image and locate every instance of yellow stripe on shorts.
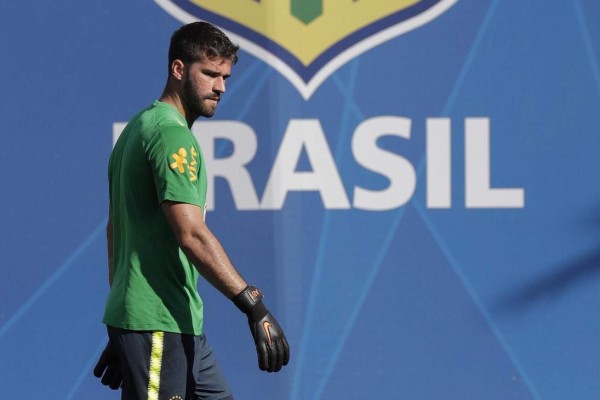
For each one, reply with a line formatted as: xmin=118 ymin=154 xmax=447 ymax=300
xmin=147 ymin=331 xmax=165 ymax=400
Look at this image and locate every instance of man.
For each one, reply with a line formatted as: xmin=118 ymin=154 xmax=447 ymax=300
xmin=93 ymin=22 xmax=290 ymax=400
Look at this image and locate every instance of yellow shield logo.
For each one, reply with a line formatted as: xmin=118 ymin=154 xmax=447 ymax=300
xmin=155 ymin=0 xmax=456 ymax=99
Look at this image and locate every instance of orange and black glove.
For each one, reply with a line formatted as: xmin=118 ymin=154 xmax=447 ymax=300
xmin=93 ymin=340 xmax=122 ymax=390
xmin=233 ymin=286 xmax=290 ymax=372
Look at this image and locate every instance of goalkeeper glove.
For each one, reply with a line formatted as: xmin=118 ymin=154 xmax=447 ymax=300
xmin=233 ymin=286 xmax=290 ymax=372
xmin=93 ymin=340 xmax=122 ymax=390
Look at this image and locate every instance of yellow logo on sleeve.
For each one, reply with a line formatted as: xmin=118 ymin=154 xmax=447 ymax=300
xmin=170 ymin=148 xmax=188 ymax=173
xmin=169 ymin=147 xmax=198 ymax=182
xmin=189 ymin=147 xmax=198 ymax=182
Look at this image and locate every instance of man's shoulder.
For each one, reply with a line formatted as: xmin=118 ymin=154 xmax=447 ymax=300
xmin=129 ymin=101 xmax=190 ymax=143
xmin=145 ymin=100 xmax=188 ymax=131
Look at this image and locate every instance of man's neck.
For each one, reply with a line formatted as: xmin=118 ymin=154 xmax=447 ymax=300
xmin=159 ymin=90 xmax=195 ymax=128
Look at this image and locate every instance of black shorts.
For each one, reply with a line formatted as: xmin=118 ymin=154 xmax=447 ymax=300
xmin=108 ymin=326 xmax=234 ymax=400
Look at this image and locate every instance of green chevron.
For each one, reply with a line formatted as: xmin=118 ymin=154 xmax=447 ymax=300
xmin=291 ymin=0 xmax=323 ymax=24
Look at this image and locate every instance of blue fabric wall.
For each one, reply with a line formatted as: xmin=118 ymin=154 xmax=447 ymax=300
xmin=1 ymin=1 xmax=599 ymax=398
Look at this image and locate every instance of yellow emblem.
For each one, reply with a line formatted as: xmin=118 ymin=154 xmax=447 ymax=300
xmin=170 ymin=148 xmax=188 ymax=173
xmin=189 ymin=147 xmax=198 ymax=182
xmin=169 ymin=147 xmax=198 ymax=182
xmin=154 ymin=0 xmax=457 ymax=99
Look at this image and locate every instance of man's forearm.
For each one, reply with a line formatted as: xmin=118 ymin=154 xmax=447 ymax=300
xmin=162 ymin=201 xmax=247 ymax=298
xmin=179 ymin=226 xmax=247 ymax=298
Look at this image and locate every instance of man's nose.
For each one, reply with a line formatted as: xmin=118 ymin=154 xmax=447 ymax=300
xmin=214 ymin=77 xmax=226 ymax=93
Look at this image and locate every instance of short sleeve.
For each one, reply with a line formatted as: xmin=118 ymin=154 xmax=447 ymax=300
xmin=145 ymin=124 xmax=205 ymax=207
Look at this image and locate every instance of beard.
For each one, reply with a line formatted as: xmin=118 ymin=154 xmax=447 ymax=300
xmin=182 ymin=74 xmax=218 ymax=118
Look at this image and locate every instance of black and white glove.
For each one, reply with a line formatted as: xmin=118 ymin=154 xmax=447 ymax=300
xmin=93 ymin=340 xmax=122 ymax=390
xmin=233 ymin=286 xmax=290 ymax=372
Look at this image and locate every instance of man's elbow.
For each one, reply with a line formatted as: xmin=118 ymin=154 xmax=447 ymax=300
xmin=176 ymin=228 xmax=206 ymax=254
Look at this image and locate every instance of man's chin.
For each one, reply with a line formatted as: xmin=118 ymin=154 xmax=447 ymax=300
xmin=198 ymin=103 xmax=217 ymax=118
xmin=199 ymin=110 xmax=216 ymax=118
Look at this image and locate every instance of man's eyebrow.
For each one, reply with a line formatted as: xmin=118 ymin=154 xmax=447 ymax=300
xmin=201 ymin=68 xmax=230 ymax=79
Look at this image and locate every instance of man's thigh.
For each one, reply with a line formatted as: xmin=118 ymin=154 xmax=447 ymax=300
xmin=191 ymin=334 xmax=233 ymax=400
xmin=108 ymin=327 xmax=233 ymax=400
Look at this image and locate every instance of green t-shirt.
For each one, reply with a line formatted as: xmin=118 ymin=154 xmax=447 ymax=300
xmin=103 ymin=100 xmax=207 ymax=335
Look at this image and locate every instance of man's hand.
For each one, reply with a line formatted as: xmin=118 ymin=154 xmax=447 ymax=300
xmin=93 ymin=340 xmax=122 ymax=390
xmin=233 ymin=286 xmax=290 ymax=372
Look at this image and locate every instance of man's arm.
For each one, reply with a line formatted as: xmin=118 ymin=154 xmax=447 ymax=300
xmin=161 ymin=200 xmax=290 ymax=372
xmin=107 ymin=211 xmax=114 ymax=288
xmin=94 ymin=209 xmax=123 ymax=390
xmin=161 ymin=200 xmax=247 ymax=298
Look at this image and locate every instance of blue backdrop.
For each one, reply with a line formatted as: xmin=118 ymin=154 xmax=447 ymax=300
xmin=1 ymin=0 xmax=600 ymax=399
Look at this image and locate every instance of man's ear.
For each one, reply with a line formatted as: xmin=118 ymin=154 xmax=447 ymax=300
xmin=170 ymin=59 xmax=185 ymax=81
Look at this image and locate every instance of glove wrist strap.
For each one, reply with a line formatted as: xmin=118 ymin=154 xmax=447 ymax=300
xmin=233 ymin=286 xmax=269 ymax=321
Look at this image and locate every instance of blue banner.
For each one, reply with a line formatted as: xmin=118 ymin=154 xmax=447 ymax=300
xmin=1 ymin=0 xmax=600 ymax=398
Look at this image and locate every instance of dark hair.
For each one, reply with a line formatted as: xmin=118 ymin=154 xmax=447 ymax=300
xmin=168 ymin=22 xmax=239 ymax=70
